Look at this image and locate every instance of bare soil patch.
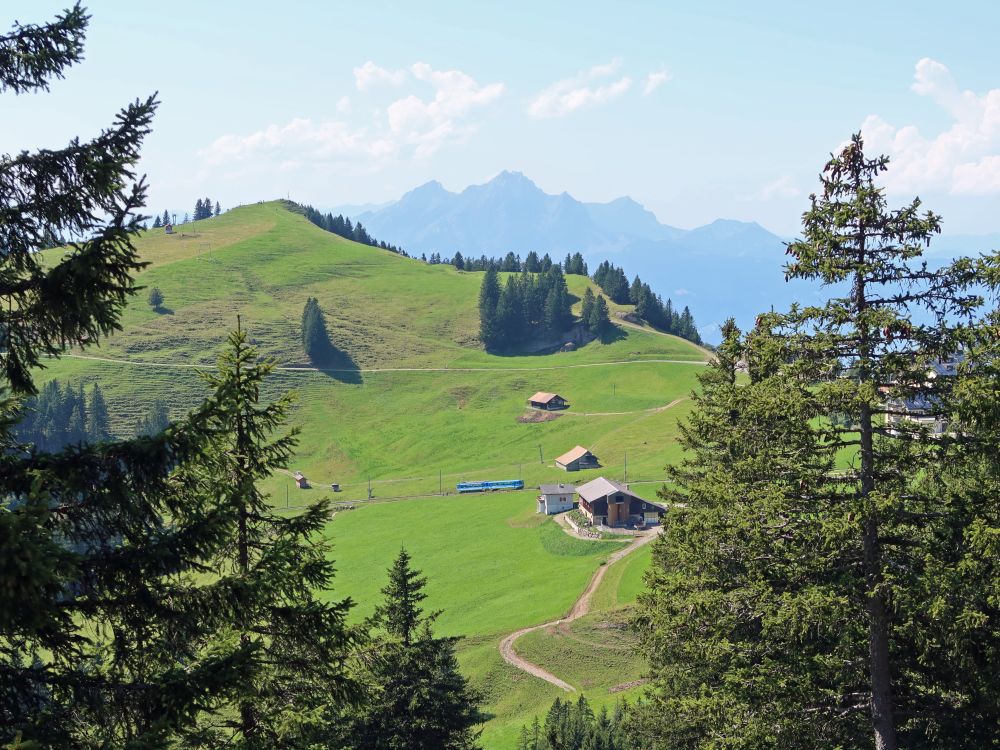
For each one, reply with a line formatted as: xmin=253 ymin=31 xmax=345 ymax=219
xmin=517 ymin=410 xmax=562 ymax=423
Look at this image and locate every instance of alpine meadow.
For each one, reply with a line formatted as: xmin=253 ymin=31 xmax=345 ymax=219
xmin=2 ymin=3 xmax=999 ymax=750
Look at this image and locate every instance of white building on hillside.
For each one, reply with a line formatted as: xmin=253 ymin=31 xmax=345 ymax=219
xmin=537 ymin=483 xmax=576 ymax=514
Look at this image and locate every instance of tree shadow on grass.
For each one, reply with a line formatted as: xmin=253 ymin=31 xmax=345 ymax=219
xmin=152 ymin=306 xmax=174 ymax=315
xmin=597 ymin=325 xmax=627 ymax=344
xmin=309 ymin=341 xmax=363 ymax=385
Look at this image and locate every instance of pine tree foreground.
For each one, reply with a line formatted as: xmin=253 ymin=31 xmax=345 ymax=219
xmin=191 ymin=323 xmax=358 ymax=747
xmin=635 ymin=135 xmax=1000 ymax=748
xmin=337 ymin=549 xmax=485 ymax=750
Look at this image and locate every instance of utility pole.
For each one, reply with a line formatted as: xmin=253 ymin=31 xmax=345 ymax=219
xmin=624 ymin=450 xmax=628 ymax=485
xmin=538 ymin=444 xmax=543 ymax=464
xmin=439 ymin=469 xmax=442 ymax=495
xmin=286 ymin=482 xmax=289 ymax=508
xmin=368 ymin=475 xmax=372 ymax=500
xmin=613 ymin=382 xmax=616 ymax=397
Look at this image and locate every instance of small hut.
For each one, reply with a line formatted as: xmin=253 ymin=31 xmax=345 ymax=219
xmin=554 ymin=445 xmax=599 ymax=472
xmin=528 ymin=392 xmax=569 ymax=410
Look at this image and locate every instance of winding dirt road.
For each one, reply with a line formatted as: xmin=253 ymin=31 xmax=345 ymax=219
xmin=498 ymin=527 xmax=661 ymax=691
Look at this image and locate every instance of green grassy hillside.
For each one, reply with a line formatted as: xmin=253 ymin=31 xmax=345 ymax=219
xmin=37 ymin=201 xmax=705 ymax=748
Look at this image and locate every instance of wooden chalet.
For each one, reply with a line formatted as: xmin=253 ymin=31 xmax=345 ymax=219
xmin=528 ymin=391 xmax=569 ymax=410
xmin=554 ymin=445 xmax=599 ymax=472
xmin=537 ymin=483 xmax=576 ymax=514
xmin=576 ymin=477 xmax=665 ymax=527
xmin=293 ymin=471 xmax=309 ymax=489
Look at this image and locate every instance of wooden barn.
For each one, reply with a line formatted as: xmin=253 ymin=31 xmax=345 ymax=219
xmin=576 ymin=477 xmax=665 ymax=527
xmin=537 ymin=483 xmax=576 ymax=514
xmin=554 ymin=445 xmax=599 ymax=472
xmin=293 ymin=471 xmax=309 ymax=489
xmin=528 ymin=391 xmax=569 ymax=410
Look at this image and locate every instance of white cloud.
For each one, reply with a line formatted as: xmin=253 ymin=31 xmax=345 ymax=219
xmin=758 ymin=175 xmax=801 ymax=201
xmin=528 ymin=58 xmax=633 ymax=118
xmin=386 ymin=62 xmax=504 ymax=156
xmin=202 ymin=62 xmax=503 ymax=167
xmin=860 ymin=58 xmax=1000 ymax=195
xmin=201 ymin=118 xmax=394 ymax=167
xmin=674 ymin=288 xmax=690 ymax=296
xmin=353 ymin=61 xmax=408 ymax=91
xmin=643 ymin=69 xmax=671 ymax=96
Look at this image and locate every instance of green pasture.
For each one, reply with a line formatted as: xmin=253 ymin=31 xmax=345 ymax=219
xmin=35 ymin=201 xmax=700 ymax=748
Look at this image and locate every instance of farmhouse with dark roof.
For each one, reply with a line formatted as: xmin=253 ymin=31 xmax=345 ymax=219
xmin=576 ymin=477 xmax=665 ymax=527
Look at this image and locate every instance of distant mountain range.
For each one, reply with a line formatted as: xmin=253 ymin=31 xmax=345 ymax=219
xmin=331 ymin=172 xmax=999 ymax=343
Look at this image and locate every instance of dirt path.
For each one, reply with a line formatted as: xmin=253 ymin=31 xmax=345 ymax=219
xmin=560 ymin=396 xmax=688 ymax=417
xmin=58 ymin=352 xmax=706 ymax=374
xmin=498 ymin=528 xmax=661 ymax=691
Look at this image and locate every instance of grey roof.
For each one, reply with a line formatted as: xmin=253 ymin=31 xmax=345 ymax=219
xmin=539 ymin=483 xmax=576 ymax=494
xmin=577 ymin=477 xmax=668 ymax=512
xmin=576 ymin=476 xmax=632 ymax=503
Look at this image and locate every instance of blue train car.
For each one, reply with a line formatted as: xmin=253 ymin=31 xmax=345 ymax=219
xmin=456 ymin=479 xmax=525 ymax=494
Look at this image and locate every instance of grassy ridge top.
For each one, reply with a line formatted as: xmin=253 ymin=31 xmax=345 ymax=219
xmin=64 ymin=200 xmax=706 ymax=373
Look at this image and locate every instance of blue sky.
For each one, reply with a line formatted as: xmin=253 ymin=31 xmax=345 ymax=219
xmin=6 ymin=1 xmax=1000 ymax=235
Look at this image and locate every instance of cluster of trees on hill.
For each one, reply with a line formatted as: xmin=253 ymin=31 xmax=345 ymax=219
xmin=516 ymin=696 xmax=638 ymax=750
xmin=479 ymin=265 xmax=574 ymax=349
xmin=14 ymin=380 xmax=175 ymax=450
xmin=579 ymin=287 xmax=612 ymax=337
xmin=2 ymin=12 xmax=484 ymax=748
xmin=592 ymin=261 xmax=701 ymax=343
xmin=298 ymin=203 xmax=409 ymax=257
xmin=426 ymin=250 xmax=589 ymax=275
xmin=14 ymin=380 xmax=110 ymax=450
xmin=150 ymin=199 xmax=221 ymax=228
xmin=192 ymin=196 xmax=220 ymax=221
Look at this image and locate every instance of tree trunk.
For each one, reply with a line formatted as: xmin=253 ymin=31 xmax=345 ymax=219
xmin=855 ymin=258 xmax=898 ymax=750
xmin=862 ymin=506 xmax=897 ymax=750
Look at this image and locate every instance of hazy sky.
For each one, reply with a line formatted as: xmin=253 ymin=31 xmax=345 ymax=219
xmin=6 ymin=1 xmax=1000 ymax=235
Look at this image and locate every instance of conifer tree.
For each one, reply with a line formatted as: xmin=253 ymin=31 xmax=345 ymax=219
xmin=636 ymin=136 xmax=999 ymax=749
xmin=152 ymin=214 xmax=161 ymax=228
xmin=194 ymin=197 xmax=204 ymax=220
xmin=214 ymin=200 xmax=220 ymax=216
xmin=87 ymin=383 xmax=111 ymax=442
xmin=580 ymin=286 xmax=595 ymax=325
xmin=162 ymin=208 xmax=170 ymax=226
xmin=343 ymin=549 xmax=483 ymax=750
xmin=588 ymin=294 xmax=610 ymax=336
xmin=148 ymin=286 xmax=164 ymax=308
xmin=301 ymin=296 xmax=333 ymax=364
xmin=0 ymin=10 xmax=269 ymax=740
xmin=193 ymin=324 xmax=357 ymax=746
xmin=629 ymin=275 xmax=642 ymax=304
xmin=478 ymin=266 xmax=501 ymax=348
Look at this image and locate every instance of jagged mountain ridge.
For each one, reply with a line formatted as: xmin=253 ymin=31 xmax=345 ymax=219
xmin=351 ymin=170 xmax=776 ymax=258
xmin=347 ymin=172 xmax=788 ymax=342
xmin=341 ymin=172 xmax=988 ymax=343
